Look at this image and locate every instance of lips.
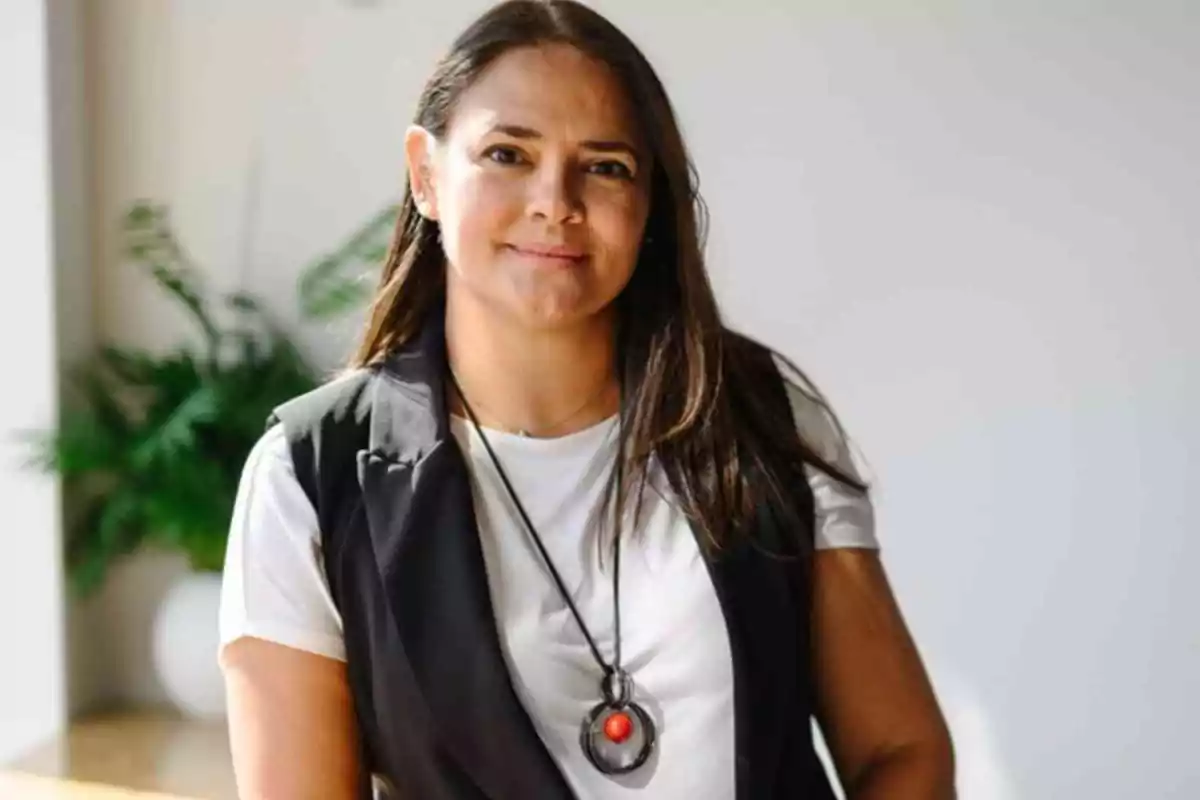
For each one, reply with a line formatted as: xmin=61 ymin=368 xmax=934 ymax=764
xmin=506 ymin=243 xmax=588 ymax=263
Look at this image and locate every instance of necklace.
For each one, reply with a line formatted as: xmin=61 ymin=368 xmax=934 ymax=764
xmin=449 ymin=372 xmax=613 ymax=438
xmin=449 ymin=371 xmax=657 ymax=776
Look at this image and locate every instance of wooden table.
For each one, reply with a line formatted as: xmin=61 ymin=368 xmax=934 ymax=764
xmin=2 ymin=711 xmax=237 ymax=800
xmin=0 ymin=772 xmax=188 ymax=799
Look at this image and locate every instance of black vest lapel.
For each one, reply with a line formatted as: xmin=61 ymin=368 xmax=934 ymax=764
xmin=356 ymin=320 xmax=576 ymax=799
xmin=702 ymin=507 xmax=803 ymax=799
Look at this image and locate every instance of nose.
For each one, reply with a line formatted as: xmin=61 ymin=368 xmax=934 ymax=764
xmin=527 ymin=162 xmax=584 ymax=226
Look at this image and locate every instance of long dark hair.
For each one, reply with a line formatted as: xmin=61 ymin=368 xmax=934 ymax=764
xmin=351 ymin=0 xmax=866 ymax=553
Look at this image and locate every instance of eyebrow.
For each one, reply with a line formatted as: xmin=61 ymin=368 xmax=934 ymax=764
xmin=486 ymin=123 xmax=642 ymax=162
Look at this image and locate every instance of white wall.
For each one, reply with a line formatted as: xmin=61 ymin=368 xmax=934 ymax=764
xmin=85 ymin=1 xmax=1199 ymax=797
xmin=0 ymin=0 xmax=71 ymax=764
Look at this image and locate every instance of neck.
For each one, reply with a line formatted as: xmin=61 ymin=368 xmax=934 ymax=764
xmin=444 ymin=295 xmax=620 ymax=438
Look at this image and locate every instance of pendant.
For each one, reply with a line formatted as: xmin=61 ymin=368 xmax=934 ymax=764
xmin=580 ymin=669 xmax=656 ymax=775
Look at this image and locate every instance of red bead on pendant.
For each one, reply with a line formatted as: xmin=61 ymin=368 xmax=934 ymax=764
xmin=581 ymin=672 xmax=655 ymax=774
xmin=603 ymin=711 xmax=633 ymax=744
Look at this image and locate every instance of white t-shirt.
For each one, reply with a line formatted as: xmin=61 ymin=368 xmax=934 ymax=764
xmin=219 ymin=376 xmax=876 ymax=800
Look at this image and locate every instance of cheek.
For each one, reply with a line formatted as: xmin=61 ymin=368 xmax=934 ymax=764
xmin=440 ymin=170 xmax=518 ymax=267
xmin=589 ymin=192 xmax=649 ymax=279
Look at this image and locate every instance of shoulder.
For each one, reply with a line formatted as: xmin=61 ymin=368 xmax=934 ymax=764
xmin=235 ymin=423 xmax=307 ymax=520
xmin=246 ymin=420 xmax=294 ymax=473
xmin=270 ymin=366 xmax=377 ymax=435
xmin=769 ymin=352 xmax=860 ymax=479
xmin=763 ymin=349 xmax=877 ymax=548
xmin=724 ymin=331 xmax=861 ymax=478
xmin=724 ymin=332 xmax=876 ymax=548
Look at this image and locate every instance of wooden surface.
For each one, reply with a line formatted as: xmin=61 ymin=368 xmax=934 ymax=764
xmin=0 ymin=772 xmax=188 ymax=799
xmin=2 ymin=711 xmax=236 ymax=800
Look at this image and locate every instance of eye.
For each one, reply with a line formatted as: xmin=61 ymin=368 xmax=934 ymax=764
xmin=588 ymin=160 xmax=635 ymax=180
xmin=482 ymin=145 xmax=525 ymax=165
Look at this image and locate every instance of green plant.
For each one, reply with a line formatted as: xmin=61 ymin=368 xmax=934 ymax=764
xmin=24 ymin=200 xmax=396 ymax=597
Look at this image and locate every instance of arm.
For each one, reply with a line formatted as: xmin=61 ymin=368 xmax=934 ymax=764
xmin=811 ymin=549 xmax=956 ymax=799
xmin=221 ymin=637 xmax=362 ymax=800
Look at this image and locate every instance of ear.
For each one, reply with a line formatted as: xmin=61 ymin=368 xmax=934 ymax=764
xmin=404 ymin=125 xmax=440 ymax=220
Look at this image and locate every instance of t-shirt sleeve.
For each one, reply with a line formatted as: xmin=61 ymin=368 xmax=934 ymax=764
xmin=774 ymin=357 xmax=880 ymax=551
xmin=218 ymin=423 xmax=347 ymax=662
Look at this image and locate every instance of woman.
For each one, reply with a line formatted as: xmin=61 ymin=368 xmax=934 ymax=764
xmin=219 ymin=1 xmax=954 ymax=798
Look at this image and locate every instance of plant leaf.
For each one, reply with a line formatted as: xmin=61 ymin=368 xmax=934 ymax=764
xmin=24 ymin=198 xmax=378 ymax=596
xmin=131 ymin=384 xmax=219 ymax=470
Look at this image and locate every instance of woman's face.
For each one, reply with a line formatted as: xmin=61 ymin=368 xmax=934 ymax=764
xmin=407 ymin=43 xmax=651 ymax=331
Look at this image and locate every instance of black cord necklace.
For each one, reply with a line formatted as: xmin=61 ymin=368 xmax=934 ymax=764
xmin=449 ymin=372 xmax=656 ymax=775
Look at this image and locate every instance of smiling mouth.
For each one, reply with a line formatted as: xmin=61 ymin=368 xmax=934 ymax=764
xmin=505 ymin=244 xmax=588 ymax=264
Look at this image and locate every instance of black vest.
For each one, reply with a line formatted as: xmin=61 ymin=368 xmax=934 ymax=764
xmin=269 ymin=319 xmax=838 ymax=799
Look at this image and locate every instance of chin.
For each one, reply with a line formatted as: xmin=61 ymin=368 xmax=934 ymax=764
xmin=509 ymin=292 xmax=617 ymax=333
xmin=450 ymin=264 xmax=625 ymax=333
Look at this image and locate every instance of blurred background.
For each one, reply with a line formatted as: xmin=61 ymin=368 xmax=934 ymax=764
xmin=2 ymin=1 xmax=1197 ymax=798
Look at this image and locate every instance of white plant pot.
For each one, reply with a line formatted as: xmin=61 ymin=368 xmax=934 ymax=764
xmin=152 ymin=570 xmax=226 ymax=719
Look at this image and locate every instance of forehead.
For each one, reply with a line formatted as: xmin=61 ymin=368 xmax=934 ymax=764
xmin=447 ymin=43 xmax=642 ymax=144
